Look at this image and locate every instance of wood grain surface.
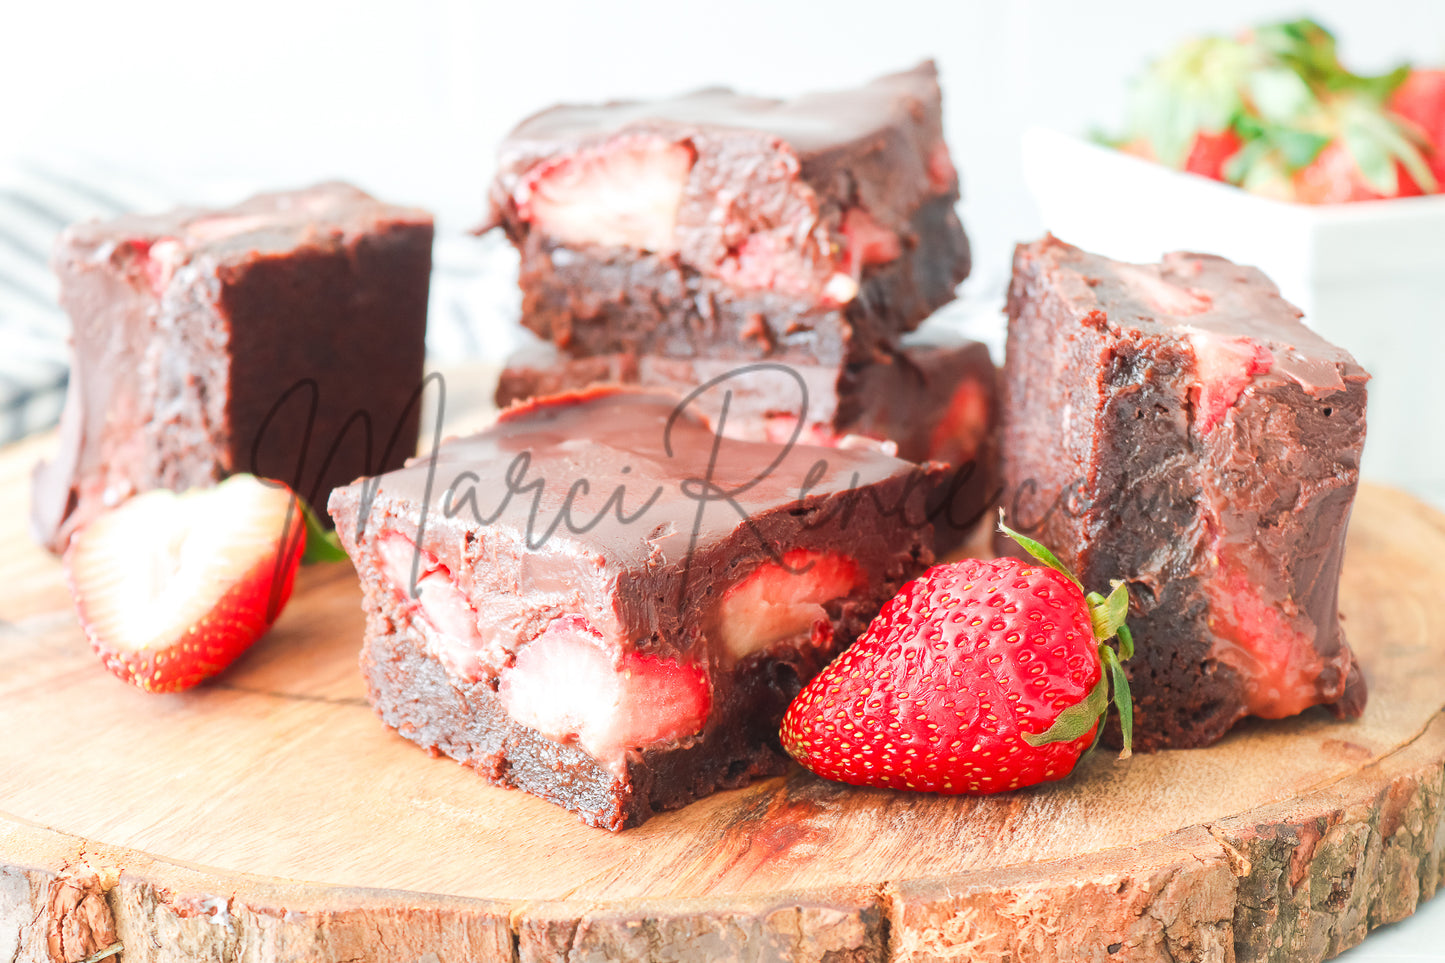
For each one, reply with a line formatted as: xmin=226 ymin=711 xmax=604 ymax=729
xmin=2 ymin=427 xmax=1444 ymax=962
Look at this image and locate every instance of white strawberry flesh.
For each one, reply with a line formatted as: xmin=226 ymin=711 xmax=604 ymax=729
xmin=715 ymin=231 xmax=817 ymax=297
xmin=512 ymin=134 xmax=905 ymax=308
xmin=514 ymin=135 xmax=695 ymax=254
xmin=928 ymin=381 xmax=991 ymax=463
xmin=717 ymin=550 xmax=863 ymax=661
xmin=927 ymin=142 xmax=958 ymax=193
xmin=839 ymin=208 xmax=902 ymax=272
xmin=1187 ymin=331 xmax=1275 ymax=434
xmin=376 ymin=533 xmax=492 ymax=681
xmin=65 ymin=474 xmax=303 ymax=691
xmin=138 ymin=238 xmax=186 ymax=295
xmin=499 ymin=615 xmax=711 ymax=764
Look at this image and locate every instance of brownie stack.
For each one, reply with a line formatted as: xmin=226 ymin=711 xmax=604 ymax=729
xmin=481 ymin=62 xmax=998 ymax=546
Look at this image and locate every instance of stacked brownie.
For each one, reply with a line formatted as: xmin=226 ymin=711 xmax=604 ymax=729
xmin=482 ymin=62 xmax=999 ymax=546
xmin=317 ymin=64 xmax=1000 ymax=828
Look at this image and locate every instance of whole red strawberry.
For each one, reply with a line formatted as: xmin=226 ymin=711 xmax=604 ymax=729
xmin=781 ymin=519 xmax=1133 ymax=793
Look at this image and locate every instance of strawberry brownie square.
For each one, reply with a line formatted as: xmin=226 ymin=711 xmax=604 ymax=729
xmin=329 ymin=388 xmax=943 ymax=829
xmin=998 ymin=236 xmax=1369 ymax=750
xmin=479 ymin=62 xmax=970 ymax=365
xmin=31 ymin=182 xmax=433 ymax=553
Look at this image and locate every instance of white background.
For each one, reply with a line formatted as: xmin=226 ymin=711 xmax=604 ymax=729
xmin=4 ymin=0 xmax=1444 ymax=288
xmin=3 ymin=2 xmax=1444 ymax=957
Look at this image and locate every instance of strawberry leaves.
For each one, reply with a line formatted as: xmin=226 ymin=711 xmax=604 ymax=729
xmin=996 ymin=515 xmax=1082 ymax=590
xmin=1339 ymin=97 xmax=1439 ymax=194
xmin=299 ymin=496 xmax=348 ymax=564
xmin=1247 ymin=66 xmax=1315 ymax=125
xmin=1099 ymin=646 xmax=1134 ymax=757
xmin=1122 ymin=35 xmax=1252 ymax=168
xmin=1087 ymin=580 xmax=1130 ymax=641
xmin=1000 ymin=512 xmax=1135 ymax=759
xmin=65 ymin=475 xmax=306 ymax=693
xmin=1110 ymin=16 xmax=1438 ymax=200
xmin=1022 ymin=675 xmax=1108 ymax=748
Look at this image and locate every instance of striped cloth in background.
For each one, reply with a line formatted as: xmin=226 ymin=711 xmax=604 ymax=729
xmin=0 ymin=161 xmax=175 ymax=445
xmin=0 ymin=160 xmax=528 ymax=446
xmin=0 ymin=159 xmax=1006 ymax=447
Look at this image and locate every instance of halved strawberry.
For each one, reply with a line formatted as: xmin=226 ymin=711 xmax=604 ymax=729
xmin=514 ymin=135 xmax=696 ymax=253
xmin=715 ymin=231 xmax=816 ymax=297
xmin=375 ymin=531 xmax=494 ymax=682
xmin=839 ymin=208 xmax=902 ymax=273
xmin=65 ymin=475 xmax=306 ymax=693
xmin=498 ymin=615 xmax=711 ymax=761
xmin=926 ymin=142 xmax=959 ymax=193
xmin=818 ymin=207 xmax=902 ymax=307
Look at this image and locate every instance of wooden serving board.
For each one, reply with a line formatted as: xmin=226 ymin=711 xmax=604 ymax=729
xmin=3 ymin=427 xmax=1445 ymax=963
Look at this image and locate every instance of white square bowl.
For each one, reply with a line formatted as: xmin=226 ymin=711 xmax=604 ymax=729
xmin=1021 ymin=127 xmax=1445 ymax=504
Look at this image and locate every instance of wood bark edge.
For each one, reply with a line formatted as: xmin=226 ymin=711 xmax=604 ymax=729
xmin=3 ymin=711 xmax=1444 ymax=961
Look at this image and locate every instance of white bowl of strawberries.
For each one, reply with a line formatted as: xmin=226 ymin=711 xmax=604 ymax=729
xmin=1022 ymin=19 xmax=1445 ymax=504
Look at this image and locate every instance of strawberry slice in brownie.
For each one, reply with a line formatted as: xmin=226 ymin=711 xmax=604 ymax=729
xmin=329 ymin=388 xmax=943 ymax=829
xmin=479 ymin=62 xmax=970 ymax=366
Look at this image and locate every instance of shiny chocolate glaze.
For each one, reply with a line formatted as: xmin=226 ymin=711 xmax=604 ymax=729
xmin=331 ymin=388 xmax=940 ymax=660
xmin=494 ymin=327 xmax=1001 ymax=551
xmin=486 ymin=61 xmax=954 ymax=242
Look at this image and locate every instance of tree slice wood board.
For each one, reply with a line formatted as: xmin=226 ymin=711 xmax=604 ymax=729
xmin=2 ymin=427 xmax=1444 ymax=963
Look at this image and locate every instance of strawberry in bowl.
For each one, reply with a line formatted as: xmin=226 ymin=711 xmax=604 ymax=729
xmin=64 ymin=474 xmax=307 ymax=693
xmin=1110 ymin=18 xmax=1440 ymax=203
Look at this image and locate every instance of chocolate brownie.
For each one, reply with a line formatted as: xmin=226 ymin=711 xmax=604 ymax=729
xmin=481 ymin=62 xmax=970 ymax=364
xmin=31 ymin=183 xmax=433 ymax=553
xmin=495 ymin=326 xmax=1000 ymax=548
xmin=329 ymin=388 xmax=943 ymax=829
xmin=998 ymin=236 xmax=1369 ymax=751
